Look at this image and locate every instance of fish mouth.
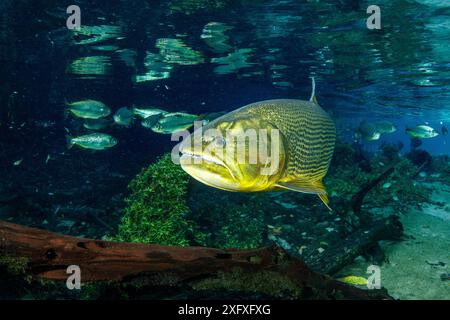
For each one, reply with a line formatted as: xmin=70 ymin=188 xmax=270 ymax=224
xmin=180 ymin=150 xmax=238 ymax=182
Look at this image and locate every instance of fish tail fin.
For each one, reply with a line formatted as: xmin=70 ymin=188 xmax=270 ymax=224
xmin=64 ymin=98 xmax=72 ymax=109
xmin=66 ymin=135 xmax=75 ymax=149
xmin=275 ymin=178 xmax=332 ymax=211
xmin=64 ymin=109 xmax=71 ymax=120
xmin=63 ymin=99 xmax=72 ymax=119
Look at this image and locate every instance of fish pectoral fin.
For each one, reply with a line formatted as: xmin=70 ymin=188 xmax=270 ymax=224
xmin=276 ymin=179 xmax=325 ymax=194
xmin=275 ymin=179 xmax=332 ymax=211
xmin=318 ymin=193 xmax=332 ymax=211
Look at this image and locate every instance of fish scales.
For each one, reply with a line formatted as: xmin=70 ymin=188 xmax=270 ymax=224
xmin=244 ymin=99 xmax=335 ymax=181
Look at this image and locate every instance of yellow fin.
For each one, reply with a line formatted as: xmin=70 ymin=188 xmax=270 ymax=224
xmin=318 ymin=193 xmax=332 ymax=211
xmin=275 ymin=179 xmax=332 ymax=210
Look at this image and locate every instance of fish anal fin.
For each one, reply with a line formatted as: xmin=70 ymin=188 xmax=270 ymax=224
xmin=276 ymin=179 xmax=332 ymax=211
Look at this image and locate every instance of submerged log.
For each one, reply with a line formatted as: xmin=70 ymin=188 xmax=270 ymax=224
xmin=306 ymin=215 xmax=403 ymax=275
xmin=303 ymin=165 xmax=403 ymax=275
xmin=351 ymin=165 xmax=395 ymax=217
xmin=0 ymin=220 xmax=391 ymax=299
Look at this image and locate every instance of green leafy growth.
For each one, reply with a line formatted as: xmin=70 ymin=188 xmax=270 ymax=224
xmin=113 ymin=154 xmax=192 ymax=246
xmin=189 ymin=193 xmax=265 ymax=249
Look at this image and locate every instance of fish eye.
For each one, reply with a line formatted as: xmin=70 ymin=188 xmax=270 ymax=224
xmin=214 ymin=136 xmax=226 ymax=147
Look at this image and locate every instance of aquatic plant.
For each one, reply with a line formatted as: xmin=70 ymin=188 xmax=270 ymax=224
xmin=188 ymin=190 xmax=266 ymax=249
xmin=192 ymin=268 xmax=301 ymax=299
xmin=113 ymin=154 xmax=192 ymax=246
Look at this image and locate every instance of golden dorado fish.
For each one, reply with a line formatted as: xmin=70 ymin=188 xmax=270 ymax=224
xmin=179 ymin=78 xmax=336 ymax=210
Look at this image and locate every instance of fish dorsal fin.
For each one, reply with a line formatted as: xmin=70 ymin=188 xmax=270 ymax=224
xmin=275 ymin=178 xmax=332 ymax=211
xmin=309 ymin=77 xmax=318 ymax=104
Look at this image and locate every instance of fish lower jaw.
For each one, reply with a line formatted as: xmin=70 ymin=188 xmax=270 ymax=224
xmin=180 ymin=151 xmax=225 ymax=167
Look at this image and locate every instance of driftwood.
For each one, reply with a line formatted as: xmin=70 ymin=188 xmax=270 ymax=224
xmin=306 ymin=215 xmax=403 ymax=275
xmin=351 ymin=165 xmax=395 ymax=217
xmin=0 ymin=220 xmax=391 ymax=299
xmin=302 ymin=165 xmax=402 ymax=275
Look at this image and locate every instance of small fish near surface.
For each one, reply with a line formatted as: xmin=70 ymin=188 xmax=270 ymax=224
xmin=179 ymin=78 xmax=336 ymax=210
xmin=406 ymin=125 xmax=439 ymax=139
xmin=374 ymin=120 xmax=397 ymax=134
xmin=356 ymin=120 xmax=396 ymax=141
xmin=113 ymin=107 xmax=135 ymax=127
xmin=357 ymin=121 xmax=381 ymax=141
xmin=83 ymin=118 xmax=114 ymax=130
xmin=132 ymin=107 xmax=168 ymax=119
xmin=141 ymin=113 xmax=164 ymax=129
xmin=151 ymin=112 xmax=199 ymax=134
xmin=66 ymin=133 xmax=118 ymax=150
xmin=66 ymin=99 xmax=111 ymax=119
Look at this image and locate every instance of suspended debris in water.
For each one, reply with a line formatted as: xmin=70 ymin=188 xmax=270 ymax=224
xmin=272 ymin=81 xmax=294 ymax=88
xmin=382 ymin=182 xmax=392 ymax=189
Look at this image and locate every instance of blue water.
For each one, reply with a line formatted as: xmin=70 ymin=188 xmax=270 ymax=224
xmin=1 ymin=0 xmax=449 ymax=223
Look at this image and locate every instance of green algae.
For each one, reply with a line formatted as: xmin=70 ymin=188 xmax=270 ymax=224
xmin=113 ymin=154 xmax=193 ymax=246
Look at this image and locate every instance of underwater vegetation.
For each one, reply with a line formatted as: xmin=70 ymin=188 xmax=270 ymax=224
xmin=113 ymin=154 xmax=192 ymax=246
xmin=112 ymin=153 xmax=266 ymax=249
xmin=188 ymin=190 xmax=266 ymax=249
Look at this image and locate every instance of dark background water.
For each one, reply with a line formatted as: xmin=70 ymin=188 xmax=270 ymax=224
xmin=0 ymin=0 xmax=449 ymax=230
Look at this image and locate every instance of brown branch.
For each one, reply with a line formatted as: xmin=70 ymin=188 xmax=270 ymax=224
xmin=351 ymin=165 xmax=395 ymax=216
xmin=0 ymin=220 xmax=391 ymax=299
xmin=307 ymin=215 xmax=403 ymax=275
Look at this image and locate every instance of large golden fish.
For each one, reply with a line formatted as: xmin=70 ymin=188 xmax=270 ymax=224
xmin=179 ymin=78 xmax=336 ymax=209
